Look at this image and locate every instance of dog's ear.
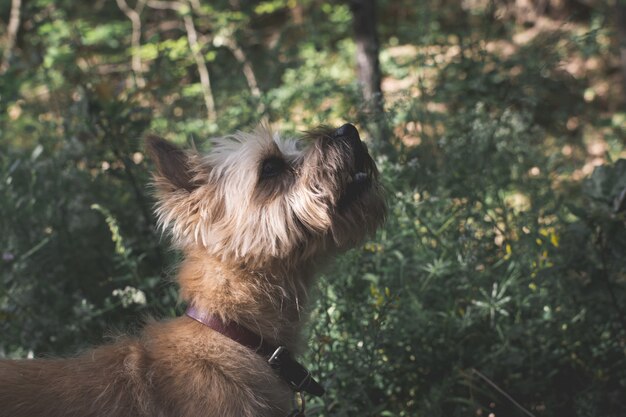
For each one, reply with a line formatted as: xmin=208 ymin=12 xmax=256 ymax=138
xmin=145 ymin=135 xmax=198 ymax=192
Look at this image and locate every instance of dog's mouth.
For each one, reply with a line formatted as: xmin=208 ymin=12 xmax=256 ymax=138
xmin=332 ymin=124 xmax=376 ymax=208
xmin=338 ymin=171 xmax=372 ymax=208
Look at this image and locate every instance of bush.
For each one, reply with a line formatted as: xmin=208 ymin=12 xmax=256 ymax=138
xmin=1 ymin=1 xmax=625 ymax=416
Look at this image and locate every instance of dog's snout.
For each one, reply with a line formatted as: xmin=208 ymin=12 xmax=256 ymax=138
xmin=333 ymin=123 xmax=360 ymax=142
xmin=331 ymin=123 xmax=368 ymax=172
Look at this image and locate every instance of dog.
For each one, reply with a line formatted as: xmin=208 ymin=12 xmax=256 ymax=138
xmin=0 ymin=123 xmax=386 ymax=417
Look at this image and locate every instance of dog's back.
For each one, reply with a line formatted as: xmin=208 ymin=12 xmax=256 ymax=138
xmin=0 ymin=339 xmax=148 ymax=417
xmin=0 ymin=318 xmax=291 ymax=417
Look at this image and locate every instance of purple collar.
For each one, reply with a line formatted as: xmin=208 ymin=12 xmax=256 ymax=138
xmin=185 ymin=305 xmax=325 ymax=397
xmin=185 ymin=304 xmax=277 ymax=357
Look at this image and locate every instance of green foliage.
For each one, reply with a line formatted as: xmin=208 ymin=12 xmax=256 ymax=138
xmin=1 ymin=1 xmax=625 ymax=416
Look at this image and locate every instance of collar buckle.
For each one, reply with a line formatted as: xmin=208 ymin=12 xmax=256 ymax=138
xmin=268 ymin=346 xmax=288 ymax=368
xmin=186 ymin=305 xmax=325 ymax=397
xmin=268 ymin=346 xmax=324 ymax=396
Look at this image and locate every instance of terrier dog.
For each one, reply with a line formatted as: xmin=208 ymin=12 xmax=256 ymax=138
xmin=0 ymin=124 xmax=386 ymax=417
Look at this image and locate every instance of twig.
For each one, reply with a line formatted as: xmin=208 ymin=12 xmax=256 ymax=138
xmin=116 ymin=0 xmax=147 ymax=88
xmin=597 ymin=230 xmax=626 ymax=333
xmin=188 ymin=0 xmax=201 ymax=12
xmin=182 ymin=10 xmax=217 ymax=122
xmin=112 ymin=148 xmax=154 ymax=230
xmin=0 ymin=0 xmax=22 ymax=74
xmin=471 ymin=368 xmax=537 ymax=417
xmin=222 ymin=37 xmax=266 ymax=115
xmin=144 ymin=0 xmax=217 ymax=122
xmin=146 ymin=0 xmax=182 ymax=10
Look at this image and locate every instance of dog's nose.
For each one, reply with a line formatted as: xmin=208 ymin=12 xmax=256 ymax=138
xmin=333 ymin=123 xmax=360 ymax=142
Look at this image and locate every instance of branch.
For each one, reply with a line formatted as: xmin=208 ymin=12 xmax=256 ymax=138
xmin=145 ymin=0 xmax=182 ymax=10
xmin=183 ymin=12 xmax=217 ymax=122
xmin=145 ymin=0 xmax=217 ymax=122
xmin=116 ymin=0 xmax=147 ymax=88
xmin=1 ymin=0 xmax=22 ymax=74
xmin=617 ymin=2 xmax=626 ymax=104
xmin=597 ymin=230 xmax=626 ymax=333
xmin=222 ymin=37 xmax=265 ymax=115
xmin=188 ymin=0 xmax=201 ymax=12
xmin=471 ymin=368 xmax=537 ymax=417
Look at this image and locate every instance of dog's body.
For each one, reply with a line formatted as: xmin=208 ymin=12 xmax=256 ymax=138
xmin=0 ymin=317 xmax=289 ymax=417
xmin=0 ymin=124 xmax=385 ymax=417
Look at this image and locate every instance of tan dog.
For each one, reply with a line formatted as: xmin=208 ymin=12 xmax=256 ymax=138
xmin=0 ymin=124 xmax=386 ymax=417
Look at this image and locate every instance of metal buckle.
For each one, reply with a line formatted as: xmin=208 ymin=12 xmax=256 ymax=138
xmin=268 ymin=346 xmax=312 ymax=391
xmin=268 ymin=346 xmax=288 ymax=369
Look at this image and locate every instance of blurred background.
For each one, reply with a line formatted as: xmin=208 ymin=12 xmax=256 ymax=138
xmin=1 ymin=1 xmax=625 ymax=416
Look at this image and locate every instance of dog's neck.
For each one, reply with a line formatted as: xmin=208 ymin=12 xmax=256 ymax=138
xmin=178 ymin=247 xmax=317 ymax=352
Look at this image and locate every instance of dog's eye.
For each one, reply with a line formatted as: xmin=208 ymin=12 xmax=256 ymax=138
xmin=260 ymin=157 xmax=286 ymax=179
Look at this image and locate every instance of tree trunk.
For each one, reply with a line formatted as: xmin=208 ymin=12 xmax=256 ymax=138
xmin=0 ymin=0 xmax=22 ymax=74
xmin=350 ymin=0 xmax=389 ymax=145
xmin=618 ymin=1 xmax=626 ymax=108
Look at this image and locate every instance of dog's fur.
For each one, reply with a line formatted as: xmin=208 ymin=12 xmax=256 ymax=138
xmin=0 ymin=125 xmax=385 ymax=417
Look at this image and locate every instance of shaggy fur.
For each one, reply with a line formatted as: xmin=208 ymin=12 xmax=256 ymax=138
xmin=0 ymin=124 xmax=386 ymax=417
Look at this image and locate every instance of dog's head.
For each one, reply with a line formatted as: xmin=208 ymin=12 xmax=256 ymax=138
xmin=147 ymin=124 xmax=386 ymax=267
